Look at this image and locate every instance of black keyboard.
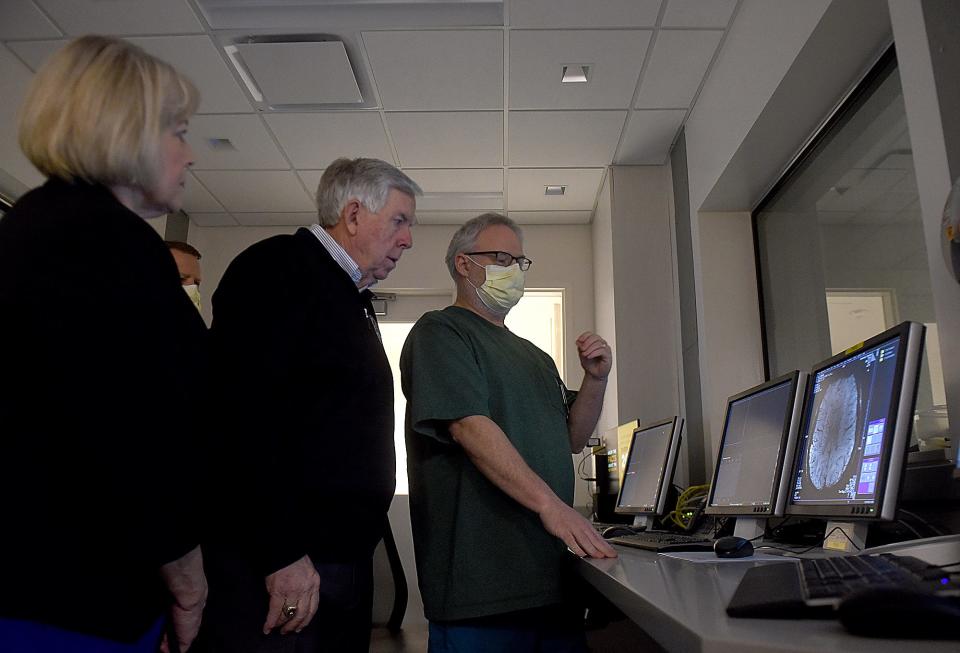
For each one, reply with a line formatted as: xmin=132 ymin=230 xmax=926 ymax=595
xmin=728 ymin=552 xmax=959 ymax=618
xmin=608 ymin=531 xmax=713 ymax=552
xmin=799 ymin=553 xmax=958 ymax=606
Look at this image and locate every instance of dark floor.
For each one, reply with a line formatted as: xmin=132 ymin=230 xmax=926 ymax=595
xmin=369 ymin=619 xmax=666 ymax=653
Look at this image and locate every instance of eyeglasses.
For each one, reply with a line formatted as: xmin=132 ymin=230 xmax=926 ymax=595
xmin=465 ymin=251 xmax=533 ymax=271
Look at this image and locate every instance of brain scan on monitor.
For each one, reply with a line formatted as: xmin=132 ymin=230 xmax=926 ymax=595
xmin=807 ymin=374 xmax=861 ymax=490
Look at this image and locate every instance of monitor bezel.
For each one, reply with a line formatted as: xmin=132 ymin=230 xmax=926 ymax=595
xmin=614 ymin=416 xmax=684 ymax=516
xmin=704 ymin=371 xmax=807 ymax=518
xmin=784 ymin=321 xmax=925 ymax=521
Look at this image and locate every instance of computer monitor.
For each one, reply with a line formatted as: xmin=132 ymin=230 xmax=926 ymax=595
xmin=615 ymin=417 xmax=684 ymax=520
xmin=786 ymin=321 xmax=925 ymax=521
xmin=705 ymin=371 xmax=807 ymax=519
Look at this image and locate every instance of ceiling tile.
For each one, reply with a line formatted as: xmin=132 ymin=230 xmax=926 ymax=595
xmin=508 ymin=111 xmax=624 ymax=166
xmin=35 ymin=0 xmax=203 ymax=35
xmin=508 ymin=210 xmax=593 ymax=224
xmin=417 ymin=194 xmax=503 ymax=212
xmin=189 ymin=212 xmax=238 ymax=227
xmin=0 ymin=45 xmax=45 ymax=190
xmin=661 ymin=0 xmax=737 ymax=28
xmin=635 ymin=30 xmax=722 ymax=108
xmin=507 ymin=168 xmax=604 ymax=210
xmin=9 ymin=37 xmax=253 ymax=114
xmin=414 ymin=211 xmax=484 ymax=225
xmin=296 ymin=170 xmax=324 ymax=197
xmin=5 ymin=39 xmax=64 ymax=71
xmin=265 ymin=113 xmax=393 ymax=168
xmin=509 ymin=30 xmax=650 ymax=110
xmin=236 ymin=41 xmax=362 ymax=106
xmin=187 ymin=115 xmax=288 ymax=170
xmin=615 ymin=109 xmax=685 ymax=164
xmin=0 ymin=1 xmax=62 ymax=39
xmin=128 ymin=36 xmax=251 ymax=113
xmin=404 ymin=169 xmax=503 ymax=193
xmin=388 ymin=112 xmax=502 ymax=167
xmin=509 ymin=0 xmax=661 ymax=28
xmin=193 ymin=170 xmax=314 ymax=213
xmin=233 ymin=212 xmax=317 ymax=227
xmin=363 ymin=30 xmax=502 ymax=110
xmin=182 ymin=172 xmax=225 ymax=212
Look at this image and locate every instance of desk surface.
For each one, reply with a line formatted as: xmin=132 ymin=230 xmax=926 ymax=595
xmin=578 ymin=544 xmax=956 ymax=653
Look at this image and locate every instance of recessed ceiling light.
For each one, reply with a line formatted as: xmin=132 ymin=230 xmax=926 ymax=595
xmin=561 ymin=65 xmax=589 ymax=83
xmin=545 ymin=185 xmax=566 ymax=196
xmin=206 ymin=138 xmax=237 ymax=151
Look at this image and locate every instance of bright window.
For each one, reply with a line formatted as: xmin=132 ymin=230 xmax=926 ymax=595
xmin=380 ymin=290 xmax=565 ymax=495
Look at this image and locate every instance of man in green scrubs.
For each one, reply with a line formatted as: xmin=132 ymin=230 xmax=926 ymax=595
xmin=401 ymin=212 xmax=617 ymax=652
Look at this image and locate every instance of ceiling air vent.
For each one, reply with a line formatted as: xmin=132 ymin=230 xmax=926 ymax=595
xmin=223 ymin=35 xmax=369 ymax=111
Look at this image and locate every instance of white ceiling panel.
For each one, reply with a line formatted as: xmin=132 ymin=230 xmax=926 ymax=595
xmin=508 ymin=111 xmax=624 ymax=166
xmin=181 ymin=172 xmax=225 ymax=212
xmin=187 ymin=115 xmax=288 ymax=169
xmin=509 ymin=30 xmax=650 ymax=109
xmin=35 ymin=0 xmax=203 ymax=35
xmin=507 ymin=168 xmax=604 ymax=210
xmin=404 ymin=169 xmax=503 ymax=193
xmin=297 ymin=170 xmax=324 ymax=197
xmin=128 ymin=36 xmax=251 ymax=114
xmin=417 ymin=194 xmax=503 ymax=212
xmin=0 ymin=1 xmax=62 ymax=39
xmin=635 ymin=30 xmax=722 ymax=108
xmin=509 ymin=0 xmax=661 ymax=28
xmin=5 ymin=39 xmax=64 ymax=71
xmin=189 ymin=212 xmax=238 ymax=227
xmin=233 ymin=212 xmax=317 ymax=227
xmin=414 ymin=211 xmax=485 ymax=225
xmin=363 ymin=30 xmax=502 ymax=110
xmin=0 ymin=45 xmax=45 ymax=190
xmin=265 ymin=113 xmax=394 ymax=168
xmin=193 ymin=170 xmax=315 ymax=213
xmin=237 ymin=41 xmax=362 ymax=106
xmin=508 ymin=211 xmax=593 ymax=224
xmin=616 ymin=109 xmax=685 ymax=164
xmin=388 ymin=112 xmax=503 ymax=168
xmin=662 ymin=0 xmax=738 ymax=28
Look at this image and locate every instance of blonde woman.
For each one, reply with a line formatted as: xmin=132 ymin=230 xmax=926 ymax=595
xmin=0 ymin=36 xmax=207 ymax=652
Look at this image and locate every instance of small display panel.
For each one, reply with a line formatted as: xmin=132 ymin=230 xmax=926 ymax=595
xmin=617 ymin=422 xmax=675 ymax=513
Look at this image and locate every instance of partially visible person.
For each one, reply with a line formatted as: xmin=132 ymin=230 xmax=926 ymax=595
xmin=199 ymin=157 xmax=421 ymax=653
xmin=166 ymin=240 xmax=203 ymax=312
xmin=401 ymin=212 xmax=616 ymax=653
xmin=0 ymin=36 xmax=208 ymax=652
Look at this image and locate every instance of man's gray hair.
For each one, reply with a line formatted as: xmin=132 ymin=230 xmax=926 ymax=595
xmin=316 ymin=157 xmax=422 ymax=227
xmin=445 ymin=212 xmax=524 ymax=280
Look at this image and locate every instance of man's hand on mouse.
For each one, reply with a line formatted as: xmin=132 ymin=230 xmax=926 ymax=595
xmin=539 ymin=498 xmax=617 ymax=559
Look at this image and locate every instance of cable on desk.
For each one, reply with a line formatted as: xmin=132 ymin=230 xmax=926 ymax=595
xmin=896 ymin=508 xmax=947 ymax=537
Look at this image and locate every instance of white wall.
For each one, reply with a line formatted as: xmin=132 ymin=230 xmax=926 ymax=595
xmin=889 ymin=0 xmax=960 ymax=439
xmin=680 ymin=0 xmax=896 ymax=472
xmin=695 ymin=212 xmax=765 ymax=470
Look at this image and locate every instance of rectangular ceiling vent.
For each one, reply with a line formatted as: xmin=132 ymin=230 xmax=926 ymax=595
xmin=223 ymin=34 xmax=373 ymax=111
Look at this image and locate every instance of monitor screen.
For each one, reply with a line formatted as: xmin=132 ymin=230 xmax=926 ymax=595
xmin=706 ymin=372 xmax=805 ymax=517
xmin=787 ymin=322 xmax=925 ymax=520
xmin=615 ymin=417 xmax=683 ymax=516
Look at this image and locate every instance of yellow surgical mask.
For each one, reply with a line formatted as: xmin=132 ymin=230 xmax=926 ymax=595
xmin=466 ymin=257 xmax=525 ymax=314
xmin=183 ymin=284 xmax=202 ymax=313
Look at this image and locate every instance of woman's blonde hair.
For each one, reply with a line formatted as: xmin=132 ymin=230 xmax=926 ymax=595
xmin=18 ymin=35 xmax=199 ymax=191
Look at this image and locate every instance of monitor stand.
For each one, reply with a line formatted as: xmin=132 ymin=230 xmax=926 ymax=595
xmin=632 ymin=515 xmax=650 ymax=531
xmin=733 ymin=517 xmax=765 ymax=541
xmin=823 ymin=520 xmax=868 ymax=553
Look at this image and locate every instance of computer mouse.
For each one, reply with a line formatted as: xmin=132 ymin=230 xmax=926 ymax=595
xmin=601 ymin=526 xmax=635 ymax=539
xmin=713 ymin=535 xmax=754 ymax=558
xmin=838 ymin=586 xmax=960 ymax=639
